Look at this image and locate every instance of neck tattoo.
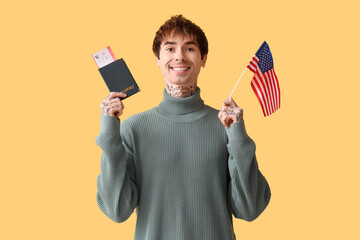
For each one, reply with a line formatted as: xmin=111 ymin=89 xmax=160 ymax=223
xmin=165 ymin=83 xmax=198 ymax=98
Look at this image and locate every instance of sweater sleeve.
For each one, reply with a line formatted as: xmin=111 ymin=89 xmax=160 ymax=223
xmin=95 ymin=115 xmax=139 ymax=223
xmin=225 ymin=120 xmax=271 ymax=221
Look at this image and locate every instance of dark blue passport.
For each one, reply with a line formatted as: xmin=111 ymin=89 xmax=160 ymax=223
xmin=98 ymin=58 xmax=140 ymax=100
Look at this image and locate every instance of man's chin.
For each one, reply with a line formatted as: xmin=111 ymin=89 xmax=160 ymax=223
xmin=166 ymin=79 xmax=194 ymax=86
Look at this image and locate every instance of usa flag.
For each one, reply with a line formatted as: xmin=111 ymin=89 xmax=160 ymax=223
xmin=247 ymin=41 xmax=280 ymax=117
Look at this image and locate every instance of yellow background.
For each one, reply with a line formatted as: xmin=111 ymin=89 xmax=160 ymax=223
xmin=1 ymin=0 xmax=359 ymax=239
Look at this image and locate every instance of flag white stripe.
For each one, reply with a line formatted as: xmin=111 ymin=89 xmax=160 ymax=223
xmin=269 ymin=69 xmax=278 ymax=109
xmin=249 ymin=56 xmax=259 ymax=71
xmin=271 ymin=69 xmax=280 ymax=109
xmin=256 ymin=66 xmax=274 ymax=114
xmin=248 ymin=64 xmax=256 ymax=72
xmin=254 ymin=72 xmax=271 ymax=115
xmin=263 ymin=72 xmax=275 ymax=114
xmin=268 ymin=69 xmax=278 ymax=109
xmin=264 ymin=71 xmax=276 ymax=112
xmin=251 ymin=78 xmax=268 ymax=116
xmin=248 ymin=59 xmax=257 ymax=72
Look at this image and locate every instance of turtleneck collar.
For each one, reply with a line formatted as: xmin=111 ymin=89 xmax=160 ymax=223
xmin=154 ymin=87 xmax=211 ymax=122
xmin=158 ymin=87 xmax=204 ymax=114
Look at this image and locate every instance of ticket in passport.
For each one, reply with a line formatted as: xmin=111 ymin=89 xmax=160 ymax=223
xmin=92 ymin=46 xmax=117 ymax=68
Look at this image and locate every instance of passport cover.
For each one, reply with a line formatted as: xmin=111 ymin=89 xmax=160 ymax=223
xmin=98 ymin=58 xmax=140 ymax=100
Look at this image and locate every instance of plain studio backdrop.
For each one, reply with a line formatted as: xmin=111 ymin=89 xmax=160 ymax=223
xmin=1 ymin=0 xmax=359 ymax=239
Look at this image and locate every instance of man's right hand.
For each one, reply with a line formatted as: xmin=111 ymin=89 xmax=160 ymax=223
xmin=100 ymin=92 xmax=127 ymax=118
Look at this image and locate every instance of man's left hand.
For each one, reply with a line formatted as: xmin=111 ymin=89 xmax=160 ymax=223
xmin=218 ymin=98 xmax=244 ymax=128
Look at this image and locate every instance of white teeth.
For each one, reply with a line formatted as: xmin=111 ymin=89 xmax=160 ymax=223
xmin=172 ymin=67 xmax=189 ymax=71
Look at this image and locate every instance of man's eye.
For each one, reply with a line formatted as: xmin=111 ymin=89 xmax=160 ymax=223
xmin=166 ymin=48 xmax=173 ymax=52
xmin=187 ymin=48 xmax=195 ymax=51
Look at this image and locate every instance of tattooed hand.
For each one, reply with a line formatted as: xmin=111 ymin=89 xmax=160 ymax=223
xmin=218 ymin=98 xmax=243 ymax=128
xmin=100 ymin=92 xmax=127 ymax=118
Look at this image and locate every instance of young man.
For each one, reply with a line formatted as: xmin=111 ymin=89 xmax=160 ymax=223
xmin=96 ymin=15 xmax=271 ymax=240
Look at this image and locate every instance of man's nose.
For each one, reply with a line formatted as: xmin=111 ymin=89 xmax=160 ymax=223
xmin=175 ymin=49 xmax=186 ymax=61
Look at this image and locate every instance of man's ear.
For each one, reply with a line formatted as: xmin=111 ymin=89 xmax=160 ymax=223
xmin=156 ymin=56 xmax=160 ymax=67
xmin=201 ymin=55 xmax=207 ymax=67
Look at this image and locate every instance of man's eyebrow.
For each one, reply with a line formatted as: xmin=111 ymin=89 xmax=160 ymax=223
xmin=163 ymin=41 xmax=198 ymax=46
xmin=184 ymin=41 xmax=197 ymax=46
xmin=163 ymin=41 xmax=175 ymax=46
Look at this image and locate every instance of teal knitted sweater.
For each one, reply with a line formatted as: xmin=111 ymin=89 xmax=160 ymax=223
xmin=96 ymin=87 xmax=271 ymax=240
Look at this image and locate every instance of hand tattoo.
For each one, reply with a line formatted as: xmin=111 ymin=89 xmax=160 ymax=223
xmin=100 ymin=92 xmax=123 ymax=117
xmin=218 ymin=98 xmax=244 ymax=127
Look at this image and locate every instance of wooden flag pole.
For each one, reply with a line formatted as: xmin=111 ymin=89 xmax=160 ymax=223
xmin=228 ymin=67 xmax=248 ymax=100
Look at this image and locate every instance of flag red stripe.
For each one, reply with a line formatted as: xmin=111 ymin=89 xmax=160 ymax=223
xmin=253 ymin=73 xmax=271 ymax=115
xmin=270 ymin=69 xmax=280 ymax=109
xmin=248 ymin=63 xmax=256 ymax=73
xmin=268 ymin=69 xmax=278 ymax=109
xmin=264 ymin=71 xmax=276 ymax=113
xmin=265 ymin=71 xmax=277 ymax=111
xmin=255 ymin=68 xmax=273 ymax=114
xmin=248 ymin=60 xmax=257 ymax=72
xmin=272 ymin=69 xmax=280 ymax=109
xmin=251 ymin=79 xmax=267 ymax=117
xmin=247 ymin=56 xmax=259 ymax=73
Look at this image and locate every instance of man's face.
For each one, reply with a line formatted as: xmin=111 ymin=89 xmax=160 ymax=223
xmin=156 ymin=33 xmax=207 ymax=86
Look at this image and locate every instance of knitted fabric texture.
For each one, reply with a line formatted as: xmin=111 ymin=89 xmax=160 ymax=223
xmin=96 ymin=87 xmax=271 ymax=240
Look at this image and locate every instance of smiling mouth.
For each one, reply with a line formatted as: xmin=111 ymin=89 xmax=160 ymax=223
xmin=170 ymin=67 xmax=190 ymax=72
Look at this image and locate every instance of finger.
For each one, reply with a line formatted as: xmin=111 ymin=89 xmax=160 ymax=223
xmin=109 ymin=103 xmax=121 ymax=109
xmin=221 ymin=106 xmax=235 ymax=112
xmin=223 ymin=98 xmax=230 ymax=104
xmin=222 ymin=112 xmax=237 ymax=128
xmin=224 ymin=112 xmax=237 ymax=123
xmin=218 ymin=110 xmax=222 ymax=120
xmin=218 ymin=109 xmax=227 ymax=120
xmin=228 ymin=98 xmax=238 ymax=107
xmin=221 ymin=108 xmax=242 ymax=118
xmin=222 ymin=98 xmax=238 ymax=108
xmin=238 ymin=108 xmax=244 ymax=120
xmin=108 ymin=92 xmax=127 ymax=100
xmin=115 ymin=108 xmax=124 ymax=118
xmin=224 ymin=98 xmax=236 ymax=107
xmin=219 ymin=111 xmax=229 ymax=127
xmin=221 ymin=112 xmax=228 ymax=127
xmin=110 ymin=97 xmax=121 ymax=104
xmin=108 ymin=106 xmax=123 ymax=116
xmin=222 ymin=100 xmax=234 ymax=109
xmin=109 ymin=101 xmax=125 ymax=115
xmin=116 ymin=102 xmax=125 ymax=118
xmin=100 ymin=101 xmax=110 ymax=112
xmin=110 ymin=98 xmax=124 ymax=109
xmin=222 ymin=98 xmax=231 ymax=107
